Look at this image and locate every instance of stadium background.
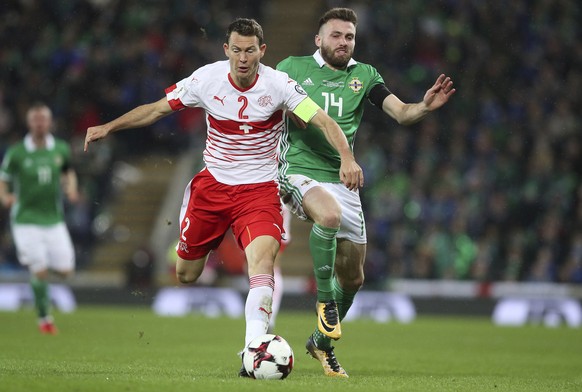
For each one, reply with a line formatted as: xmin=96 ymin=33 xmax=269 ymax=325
xmin=0 ymin=0 xmax=581 ymax=314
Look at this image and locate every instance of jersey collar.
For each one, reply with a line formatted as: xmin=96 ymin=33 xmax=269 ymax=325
xmin=24 ymin=133 xmax=55 ymax=152
xmin=313 ymin=50 xmax=357 ymax=69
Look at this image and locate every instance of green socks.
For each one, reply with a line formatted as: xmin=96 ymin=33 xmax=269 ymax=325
xmin=30 ymin=277 xmax=50 ymax=318
xmin=313 ymin=277 xmax=358 ymax=349
xmin=309 ymin=224 xmax=339 ymax=302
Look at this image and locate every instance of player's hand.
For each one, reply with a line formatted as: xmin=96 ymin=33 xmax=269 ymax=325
xmin=423 ymin=74 xmax=456 ymax=111
xmin=84 ymin=125 xmax=110 ymax=151
xmin=66 ymin=189 xmax=80 ymax=204
xmin=339 ymin=157 xmax=364 ymax=190
xmin=0 ymin=193 xmax=15 ymax=209
xmin=287 ymin=111 xmax=308 ymax=129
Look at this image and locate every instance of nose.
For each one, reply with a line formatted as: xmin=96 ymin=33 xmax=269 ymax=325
xmin=239 ymin=52 xmax=247 ymax=63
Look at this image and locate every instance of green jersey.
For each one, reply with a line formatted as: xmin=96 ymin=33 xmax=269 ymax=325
xmin=0 ymin=134 xmax=71 ymax=225
xmin=277 ymin=51 xmax=385 ymax=182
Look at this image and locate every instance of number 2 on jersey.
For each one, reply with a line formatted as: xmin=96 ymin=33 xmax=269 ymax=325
xmin=237 ymin=96 xmax=253 ymax=134
xmin=238 ymin=96 xmax=249 ymax=119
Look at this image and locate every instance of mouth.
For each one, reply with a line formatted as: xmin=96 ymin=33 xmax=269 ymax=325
xmin=238 ymin=66 xmax=249 ymax=74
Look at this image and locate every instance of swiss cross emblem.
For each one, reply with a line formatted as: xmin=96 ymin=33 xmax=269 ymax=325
xmin=258 ymin=95 xmax=273 ymax=107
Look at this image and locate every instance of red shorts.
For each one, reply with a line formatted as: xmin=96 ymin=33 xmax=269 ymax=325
xmin=177 ymin=168 xmax=283 ymax=260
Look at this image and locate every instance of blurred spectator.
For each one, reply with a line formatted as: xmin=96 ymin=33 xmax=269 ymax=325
xmin=337 ymin=0 xmax=581 ymax=284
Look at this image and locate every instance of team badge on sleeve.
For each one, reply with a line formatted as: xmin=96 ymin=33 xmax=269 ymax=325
xmin=294 ymin=84 xmax=307 ymax=95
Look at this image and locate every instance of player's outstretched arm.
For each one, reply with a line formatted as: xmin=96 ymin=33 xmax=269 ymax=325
xmin=84 ymin=97 xmax=173 ymax=151
xmin=308 ymin=109 xmax=364 ymax=190
xmin=382 ymin=73 xmax=456 ymax=126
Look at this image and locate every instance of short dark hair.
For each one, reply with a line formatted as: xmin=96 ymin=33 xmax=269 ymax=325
xmin=28 ymin=102 xmax=50 ymax=111
xmin=318 ymin=8 xmax=358 ymax=29
xmin=225 ymin=18 xmax=264 ymax=45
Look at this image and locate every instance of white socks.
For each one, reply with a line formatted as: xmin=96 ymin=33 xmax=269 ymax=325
xmin=244 ymin=274 xmax=274 ymax=347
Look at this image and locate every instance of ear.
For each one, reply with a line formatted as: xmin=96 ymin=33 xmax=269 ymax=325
xmin=315 ymin=34 xmax=321 ymax=48
xmin=259 ymin=43 xmax=267 ymax=58
xmin=223 ymin=43 xmax=229 ymax=57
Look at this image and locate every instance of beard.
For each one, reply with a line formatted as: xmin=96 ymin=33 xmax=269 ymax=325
xmin=320 ymin=44 xmax=352 ymax=69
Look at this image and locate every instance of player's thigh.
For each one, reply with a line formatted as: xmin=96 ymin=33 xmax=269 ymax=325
xmin=45 ymin=223 xmax=75 ymax=273
xmin=321 ymin=182 xmax=367 ymax=244
xmin=280 ymin=174 xmax=340 ymax=224
xmin=11 ymin=224 xmax=49 ymax=273
xmin=177 ymin=173 xmax=231 ymax=260
xmin=232 ymin=181 xmax=283 ymax=250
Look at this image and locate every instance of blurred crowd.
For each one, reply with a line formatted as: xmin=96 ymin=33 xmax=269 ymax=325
xmin=0 ymin=0 xmax=263 ymax=272
xmin=341 ymin=0 xmax=582 ymax=284
xmin=1 ymin=0 xmax=581 ymax=285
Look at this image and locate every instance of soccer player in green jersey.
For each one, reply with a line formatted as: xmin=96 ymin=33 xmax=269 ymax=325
xmin=277 ymin=8 xmax=455 ymax=377
xmin=0 ymin=103 xmax=79 ymax=335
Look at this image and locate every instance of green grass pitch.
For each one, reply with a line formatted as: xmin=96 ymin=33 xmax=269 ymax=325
xmin=0 ymin=305 xmax=581 ymax=391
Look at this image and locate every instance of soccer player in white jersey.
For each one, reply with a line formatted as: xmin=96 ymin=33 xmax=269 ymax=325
xmin=84 ymin=18 xmax=363 ymax=376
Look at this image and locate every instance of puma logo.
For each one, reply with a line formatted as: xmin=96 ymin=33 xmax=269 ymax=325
xmin=213 ymin=95 xmax=226 ymax=105
xmin=259 ymin=307 xmax=272 ymax=317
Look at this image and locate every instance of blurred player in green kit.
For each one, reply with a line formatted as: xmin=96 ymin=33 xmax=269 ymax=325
xmin=277 ymin=8 xmax=455 ymax=377
xmin=0 ymin=103 xmax=79 ymax=334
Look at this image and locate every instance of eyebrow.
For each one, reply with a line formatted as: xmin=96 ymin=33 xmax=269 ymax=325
xmin=330 ymin=30 xmax=354 ymax=36
xmin=230 ymin=44 xmax=257 ymax=51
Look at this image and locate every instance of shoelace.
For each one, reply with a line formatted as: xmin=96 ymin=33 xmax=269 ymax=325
xmin=323 ymin=301 xmax=339 ymax=325
xmin=323 ymin=346 xmax=342 ymax=372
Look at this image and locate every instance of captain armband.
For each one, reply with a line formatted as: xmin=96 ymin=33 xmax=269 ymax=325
xmin=292 ymin=97 xmax=320 ymax=123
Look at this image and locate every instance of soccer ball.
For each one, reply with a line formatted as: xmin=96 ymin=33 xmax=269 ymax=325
xmin=242 ymin=334 xmax=294 ymax=380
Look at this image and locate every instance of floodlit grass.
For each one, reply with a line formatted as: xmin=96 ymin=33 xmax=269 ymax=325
xmin=1 ymin=306 xmax=581 ymax=391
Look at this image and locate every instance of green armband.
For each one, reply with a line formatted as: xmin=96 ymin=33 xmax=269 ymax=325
xmin=292 ymin=97 xmax=320 ymax=123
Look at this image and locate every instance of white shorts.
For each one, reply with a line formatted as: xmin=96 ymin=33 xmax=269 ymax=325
xmin=281 ymin=204 xmax=292 ymax=246
xmin=280 ymin=174 xmax=366 ymax=244
xmin=12 ymin=223 xmax=75 ymax=274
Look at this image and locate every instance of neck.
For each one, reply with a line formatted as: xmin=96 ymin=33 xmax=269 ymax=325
xmin=31 ymin=133 xmax=47 ymax=148
xmin=325 ymin=63 xmax=346 ymax=71
xmin=230 ymin=73 xmax=258 ymax=90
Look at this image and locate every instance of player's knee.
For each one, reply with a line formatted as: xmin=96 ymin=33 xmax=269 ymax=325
xmin=304 ymin=188 xmax=342 ymax=227
xmin=317 ymin=207 xmax=342 ymax=228
xmin=176 ymin=269 xmax=199 ymax=284
xmin=350 ymin=275 xmax=365 ymax=291
xmin=58 ymin=270 xmax=74 ymax=279
xmin=338 ymin=271 xmax=364 ymax=292
xmin=315 ymin=203 xmax=342 ymax=227
xmin=175 ymin=260 xmax=203 ymax=284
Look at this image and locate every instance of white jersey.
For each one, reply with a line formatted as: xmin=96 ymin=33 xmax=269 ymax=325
xmin=166 ymin=60 xmax=308 ymax=185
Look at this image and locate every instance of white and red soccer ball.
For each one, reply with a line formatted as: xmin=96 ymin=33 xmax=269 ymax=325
xmin=242 ymin=334 xmax=294 ymax=380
